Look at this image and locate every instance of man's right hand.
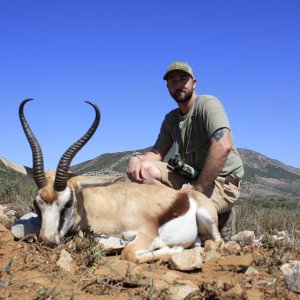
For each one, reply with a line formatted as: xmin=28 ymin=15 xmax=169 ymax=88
xmin=126 ymin=156 xmax=144 ymax=183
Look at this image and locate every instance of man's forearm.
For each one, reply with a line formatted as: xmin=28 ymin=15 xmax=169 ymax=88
xmin=133 ymin=150 xmax=162 ymax=162
xmin=194 ymin=128 xmax=231 ymax=192
xmin=194 ymin=148 xmax=228 ymax=192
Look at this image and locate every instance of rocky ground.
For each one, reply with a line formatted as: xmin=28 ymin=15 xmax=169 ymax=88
xmin=1 ymin=207 xmax=300 ymax=300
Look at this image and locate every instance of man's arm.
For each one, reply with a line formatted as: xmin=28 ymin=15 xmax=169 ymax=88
xmin=126 ymin=147 xmax=169 ymax=182
xmin=190 ymin=127 xmax=232 ymax=193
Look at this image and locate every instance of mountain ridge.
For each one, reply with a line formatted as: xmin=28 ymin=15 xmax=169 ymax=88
xmin=70 ymin=148 xmax=300 ymax=199
xmin=1 ymin=148 xmax=300 ymax=199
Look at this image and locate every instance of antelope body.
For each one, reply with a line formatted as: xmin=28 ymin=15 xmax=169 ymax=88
xmin=19 ymin=99 xmax=222 ymax=263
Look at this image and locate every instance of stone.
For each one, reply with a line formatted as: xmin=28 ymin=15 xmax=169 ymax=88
xmin=202 ymin=250 xmax=221 ymax=263
xmin=95 ymin=234 xmax=128 ymax=253
xmin=285 ymin=270 xmax=300 ymax=293
xmin=161 ymin=271 xmax=182 ymax=284
xmin=223 ymin=240 xmax=242 ymax=254
xmin=231 ymin=230 xmax=255 ymax=244
xmin=280 ymin=260 xmax=300 ymax=275
xmin=169 ymin=247 xmax=202 ymax=271
xmin=168 ymin=280 xmax=199 ymax=300
xmin=217 ymin=254 xmax=253 ymax=272
xmin=284 ymin=260 xmax=300 ymax=293
xmin=11 ymin=212 xmax=41 ymax=239
xmin=56 ymin=250 xmax=75 ymax=274
xmin=245 ymin=266 xmax=259 ymax=276
xmin=222 ymin=283 xmax=243 ymax=298
xmin=94 ymin=260 xmax=142 ymax=284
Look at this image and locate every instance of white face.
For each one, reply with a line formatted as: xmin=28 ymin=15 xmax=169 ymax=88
xmin=35 ymin=186 xmax=74 ymax=244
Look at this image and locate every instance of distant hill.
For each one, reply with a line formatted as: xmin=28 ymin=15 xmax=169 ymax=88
xmin=71 ymin=148 xmax=300 ymax=199
xmin=1 ymin=148 xmax=300 ymax=199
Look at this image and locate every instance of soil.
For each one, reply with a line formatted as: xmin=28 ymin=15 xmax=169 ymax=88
xmin=0 ymin=224 xmax=299 ymax=300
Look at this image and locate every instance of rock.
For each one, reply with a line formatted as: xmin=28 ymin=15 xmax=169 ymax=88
xmin=169 ymin=247 xmax=202 ymax=271
xmin=56 ymin=250 xmax=75 ymax=274
xmin=216 ymin=254 xmax=253 ymax=272
xmin=204 ymin=239 xmax=223 ymax=252
xmin=0 ymin=223 xmax=14 ymax=242
xmin=285 ymin=270 xmax=300 ymax=294
xmin=283 ymin=260 xmax=300 ymax=293
xmin=94 ymin=260 xmax=142 ymax=284
xmin=222 ymin=283 xmax=243 ymax=298
xmin=245 ymin=266 xmax=259 ymax=276
xmin=231 ymin=230 xmax=255 ymax=244
xmin=202 ymin=250 xmax=221 ymax=262
xmin=11 ymin=212 xmax=41 ymax=239
xmin=5 ymin=210 xmax=16 ymax=217
xmin=95 ymin=234 xmax=128 ymax=253
xmin=202 ymin=254 xmax=253 ymax=273
xmin=161 ymin=271 xmax=182 ymax=284
xmin=244 ymin=288 xmax=264 ymax=300
xmin=0 ymin=205 xmax=15 ymax=220
xmin=223 ymin=240 xmax=242 ymax=254
xmin=168 ymin=280 xmax=199 ymax=300
xmin=280 ymin=260 xmax=300 ymax=275
xmin=151 ymin=279 xmax=170 ymax=295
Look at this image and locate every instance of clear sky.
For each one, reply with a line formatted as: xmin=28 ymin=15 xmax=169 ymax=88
xmin=1 ymin=0 xmax=299 ymax=170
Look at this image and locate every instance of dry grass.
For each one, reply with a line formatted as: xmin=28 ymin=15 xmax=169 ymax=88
xmin=236 ymin=197 xmax=300 ymax=252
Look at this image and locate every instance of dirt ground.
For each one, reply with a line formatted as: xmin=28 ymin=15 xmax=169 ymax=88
xmin=0 ymin=223 xmax=300 ymax=300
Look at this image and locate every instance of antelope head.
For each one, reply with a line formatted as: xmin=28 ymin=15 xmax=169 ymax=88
xmin=19 ymin=99 xmax=103 ymax=244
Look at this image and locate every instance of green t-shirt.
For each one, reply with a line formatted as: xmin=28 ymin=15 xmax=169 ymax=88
xmin=153 ymin=95 xmax=244 ymax=179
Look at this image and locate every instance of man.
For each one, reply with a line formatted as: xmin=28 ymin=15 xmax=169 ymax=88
xmin=126 ymin=61 xmax=244 ymax=240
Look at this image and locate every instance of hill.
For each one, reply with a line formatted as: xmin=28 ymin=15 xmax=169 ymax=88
xmin=70 ymin=148 xmax=300 ymax=199
xmin=1 ymin=147 xmax=300 ymax=199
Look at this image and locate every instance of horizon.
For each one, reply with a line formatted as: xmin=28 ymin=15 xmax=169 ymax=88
xmin=1 ymin=1 xmax=299 ymax=169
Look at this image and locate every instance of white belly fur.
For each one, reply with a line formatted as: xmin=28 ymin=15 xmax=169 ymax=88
xmin=158 ymin=198 xmax=198 ymax=248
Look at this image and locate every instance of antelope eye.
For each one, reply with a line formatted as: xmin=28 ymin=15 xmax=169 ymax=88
xmin=65 ymin=200 xmax=73 ymax=209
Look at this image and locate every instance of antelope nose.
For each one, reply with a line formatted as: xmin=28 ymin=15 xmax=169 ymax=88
xmin=39 ymin=231 xmax=60 ymax=245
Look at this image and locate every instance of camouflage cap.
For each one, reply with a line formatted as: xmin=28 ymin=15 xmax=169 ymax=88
xmin=163 ymin=61 xmax=194 ymax=80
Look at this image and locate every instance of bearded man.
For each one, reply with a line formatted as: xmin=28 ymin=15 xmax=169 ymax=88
xmin=126 ymin=61 xmax=244 ymax=241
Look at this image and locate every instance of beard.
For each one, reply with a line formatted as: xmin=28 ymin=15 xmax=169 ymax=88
xmin=170 ymin=88 xmax=193 ymax=103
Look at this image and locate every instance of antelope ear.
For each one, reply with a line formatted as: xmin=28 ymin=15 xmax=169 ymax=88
xmin=69 ymin=175 xmax=125 ymax=192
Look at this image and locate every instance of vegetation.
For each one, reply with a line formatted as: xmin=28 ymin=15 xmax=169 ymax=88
xmin=236 ymin=197 xmax=300 ymax=251
xmin=0 ymin=161 xmax=36 ymax=217
xmin=243 ymin=164 xmax=300 ymax=182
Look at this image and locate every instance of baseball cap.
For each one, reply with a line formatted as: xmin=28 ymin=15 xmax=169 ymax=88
xmin=163 ymin=61 xmax=194 ymax=80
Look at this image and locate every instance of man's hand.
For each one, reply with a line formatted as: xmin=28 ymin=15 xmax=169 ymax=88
xmin=126 ymin=156 xmax=144 ymax=183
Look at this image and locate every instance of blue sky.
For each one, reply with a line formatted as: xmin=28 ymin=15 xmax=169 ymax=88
xmin=1 ymin=0 xmax=299 ymax=170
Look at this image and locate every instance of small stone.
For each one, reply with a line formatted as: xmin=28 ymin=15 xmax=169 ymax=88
xmin=168 ymin=280 xmax=199 ymax=300
xmin=96 ymin=234 xmax=128 ymax=253
xmin=56 ymin=250 xmax=75 ymax=274
xmin=11 ymin=212 xmax=41 ymax=239
xmin=169 ymin=247 xmax=202 ymax=271
xmin=231 ymin=230 xmax=255 ymax=244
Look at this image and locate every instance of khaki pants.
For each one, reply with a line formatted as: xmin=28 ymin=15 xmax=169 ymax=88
xmin=153 ymin=161 xmax=240 ymax=214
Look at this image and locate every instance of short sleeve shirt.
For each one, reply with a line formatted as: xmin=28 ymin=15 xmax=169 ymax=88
xmin=153 ymin=95 xmax=244 ymax=179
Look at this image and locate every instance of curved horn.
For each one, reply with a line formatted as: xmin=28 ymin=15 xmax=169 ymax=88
xmin=54 ymin=101 xmax=100 ymax=192
xmin=19 ymin=99 xmax=47 ymax=188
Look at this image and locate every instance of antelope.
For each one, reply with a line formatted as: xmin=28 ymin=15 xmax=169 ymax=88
xmin=19 ymin=99 xmax=222 ymax=263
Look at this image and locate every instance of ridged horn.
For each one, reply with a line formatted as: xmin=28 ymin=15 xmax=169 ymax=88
xmin=19 ymin=99 xmax=47 ymax=189
xmin=54 ymin=101 xmax=100 ymax=192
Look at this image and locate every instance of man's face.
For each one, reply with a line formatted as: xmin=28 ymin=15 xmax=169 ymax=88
xmin=166 ymin=70 xmax=196 ymax=103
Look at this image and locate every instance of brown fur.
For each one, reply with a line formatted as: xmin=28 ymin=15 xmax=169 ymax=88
xmin=40 ymin=184 xmax=58 ymax=204
xmin=158 ymin=192 xmax=190 ymax=226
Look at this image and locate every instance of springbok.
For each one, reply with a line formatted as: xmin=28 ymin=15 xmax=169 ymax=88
xmin=19 ymin=99 xmax=222 ymax=263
